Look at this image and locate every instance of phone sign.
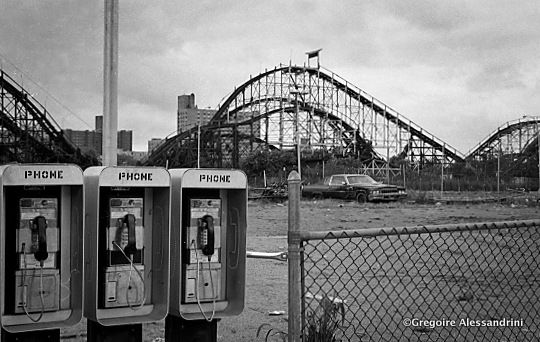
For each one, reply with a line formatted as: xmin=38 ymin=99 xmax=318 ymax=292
xmin=99 ymin=167 xmax=170 ymax=187
xmin=183 ymin=169 xmax=246 ymax=189
xmin=1 ymin=165 xmax=83 ymax=185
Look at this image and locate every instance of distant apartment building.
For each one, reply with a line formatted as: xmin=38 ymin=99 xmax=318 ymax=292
xmin=118 ymin=150 xmax=147 ymax=161
xmin=95 ymin=115 xmax=103 ymax=132
xmin=63 ymin=129 xmax=101 ymax=154
xmin=117 ymin=130 xmax=133 ymax=152
xmin=95 ymin=115 xmax=132 ymax=151
xmin=177 ymin=94 xmax=216 ymax=133
xmin=63 ymin=115 xmax=133 ymax=154
xmin=148 ymin=138 xmax=163 ymax=153
xmin=176 ymin=94 xmax=262 ymax=145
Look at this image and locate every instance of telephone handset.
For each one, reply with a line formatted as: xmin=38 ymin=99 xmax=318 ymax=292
xmin=197 ymin=215 xmax=215 ymax=256
xmin=121 ymin=213 xmax=137 ymax=256
xmin=31 ymin=215 xmax=48 ymax=263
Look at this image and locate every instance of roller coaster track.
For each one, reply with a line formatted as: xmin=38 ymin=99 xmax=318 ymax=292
xmin=457 ymin=116 xmax=540 ymax=183
xmin=0 ymin=70 xmax=98 ymax=166
xmin=145 ymin=64 xmax=465 ymax=168
xmin=466 ymin=116 xmax=540 ymax=160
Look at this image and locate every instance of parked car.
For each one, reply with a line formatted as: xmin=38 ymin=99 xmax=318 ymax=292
xmin=302 ymin=174 xmax=407 ymax=202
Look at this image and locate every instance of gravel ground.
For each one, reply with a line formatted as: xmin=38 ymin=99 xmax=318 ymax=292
xmin=59 ymin=197 xmax=540 ymax=341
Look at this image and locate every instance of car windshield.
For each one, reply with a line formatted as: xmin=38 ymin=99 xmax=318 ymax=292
xmin=346 ymin=175 xmax=379 ymax=185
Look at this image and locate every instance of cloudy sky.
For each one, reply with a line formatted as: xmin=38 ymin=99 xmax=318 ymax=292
xmin=1 ymin=1 xmax=539 ymax=153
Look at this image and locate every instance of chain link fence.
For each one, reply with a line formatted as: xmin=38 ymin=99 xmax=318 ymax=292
xmin=300 ymin=221 xmax=540 ymax=341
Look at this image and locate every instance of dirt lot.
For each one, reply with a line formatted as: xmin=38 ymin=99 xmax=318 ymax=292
xmin=62 ymin=196 xmax=540 ymax=341
xmin=217 ymin=198 xmax=540 ymax=342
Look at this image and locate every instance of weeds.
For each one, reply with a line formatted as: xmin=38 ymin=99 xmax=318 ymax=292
xmin=257 ymin=293 xmax=346 ymax=342
xmin=304 ymin=293 xmax=345 ymax=342
xmin=256 ymin=323 xmax=287 ymax=342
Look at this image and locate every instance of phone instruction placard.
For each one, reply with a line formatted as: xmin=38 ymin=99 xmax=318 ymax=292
xmin=189 ymin=199 xmax=221 ymax=226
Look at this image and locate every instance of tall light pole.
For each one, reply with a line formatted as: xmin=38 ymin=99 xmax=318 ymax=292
xmin=103 ymin=0 xmax=118 ymax=166
xmin=197 ymin=112 xmax=201 ymax=168
xmin=441 ymin=144 xmax=445 ymax=198
xmin=497 ymin=141 xmax=501 ymax=195
xmin=290 ymin=89 xmax=307 ymax=179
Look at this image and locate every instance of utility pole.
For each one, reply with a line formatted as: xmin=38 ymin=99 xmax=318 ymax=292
xmin=440 ymin=145 xmax=445 ymax=198
xmin=197 ymin=112 xmax=201 ymax=168
xmin=290 ymin=88 xmax=307 ymax=179
xmin=497 ymin=142 xmax=501 ymax=195
xmin=102 ymin=0 xmax=118 ymax=166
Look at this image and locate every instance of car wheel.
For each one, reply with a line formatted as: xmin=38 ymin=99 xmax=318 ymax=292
xmin=313 ymin=192 xmax=323 ymax=200
xmin=356 ymin=192 xmax=367 ymax=203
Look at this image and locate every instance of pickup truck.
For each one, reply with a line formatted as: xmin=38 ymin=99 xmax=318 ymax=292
xmin=302 ymin=174 xmax=407 ymax=202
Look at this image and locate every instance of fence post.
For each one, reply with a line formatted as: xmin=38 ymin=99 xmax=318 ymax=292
xmin=288 ymin=171 xmax=302 ymax=342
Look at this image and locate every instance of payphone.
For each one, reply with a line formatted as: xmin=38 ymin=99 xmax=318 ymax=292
xmin=169 ymin=169 xmax=247 ymax=321
xmin=0 ymin=164 xmax=83 ymax=333
xmin=83 ymin=166 xmax=170 ymax=326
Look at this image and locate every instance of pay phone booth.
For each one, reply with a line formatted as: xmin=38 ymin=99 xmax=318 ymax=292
xmin=166 ymin=169 xmax=247 ymax=342
xmin=0 ymin=164 xmax=84 ymax=341
xmin=84 ymin=166 xmax=170 ymax=341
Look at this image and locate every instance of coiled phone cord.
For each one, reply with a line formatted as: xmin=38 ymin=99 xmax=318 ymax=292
xmin=20 ymin=243 xmax=45 ymax=322
xmin=192 ymin=240 xmax=217 ymax=322
xmin=113 ymin=241 xmax=146 ymax=310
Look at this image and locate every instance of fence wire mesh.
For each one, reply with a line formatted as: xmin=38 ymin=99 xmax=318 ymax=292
xmin=300 ymin=221 xmax=540 ymax=341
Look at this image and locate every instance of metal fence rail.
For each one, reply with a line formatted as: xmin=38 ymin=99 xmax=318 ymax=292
xmin=299 ymin=220 xmax=540 ymax=341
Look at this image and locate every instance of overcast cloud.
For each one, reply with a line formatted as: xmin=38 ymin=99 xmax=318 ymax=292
xmin=1 ymin=1 xmax=539 ymax=152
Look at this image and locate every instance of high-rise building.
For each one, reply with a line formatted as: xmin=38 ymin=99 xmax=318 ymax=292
xmin=63 ymin=129 xmax=101 ymax=154
xmin=62 ymin=115 xmax=132 ymax=154
xmin=177 ymin=94 xmax=216 ymax=133
xmin=148 ymin=138 xmax=163 ymax=153
xmin=117 ymin=130 xmax=133 ymax=152
xmin=95 ymin=115 xmax=103 ymax=132
xmin=175 ymin=94 xmax=262 ymax=150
